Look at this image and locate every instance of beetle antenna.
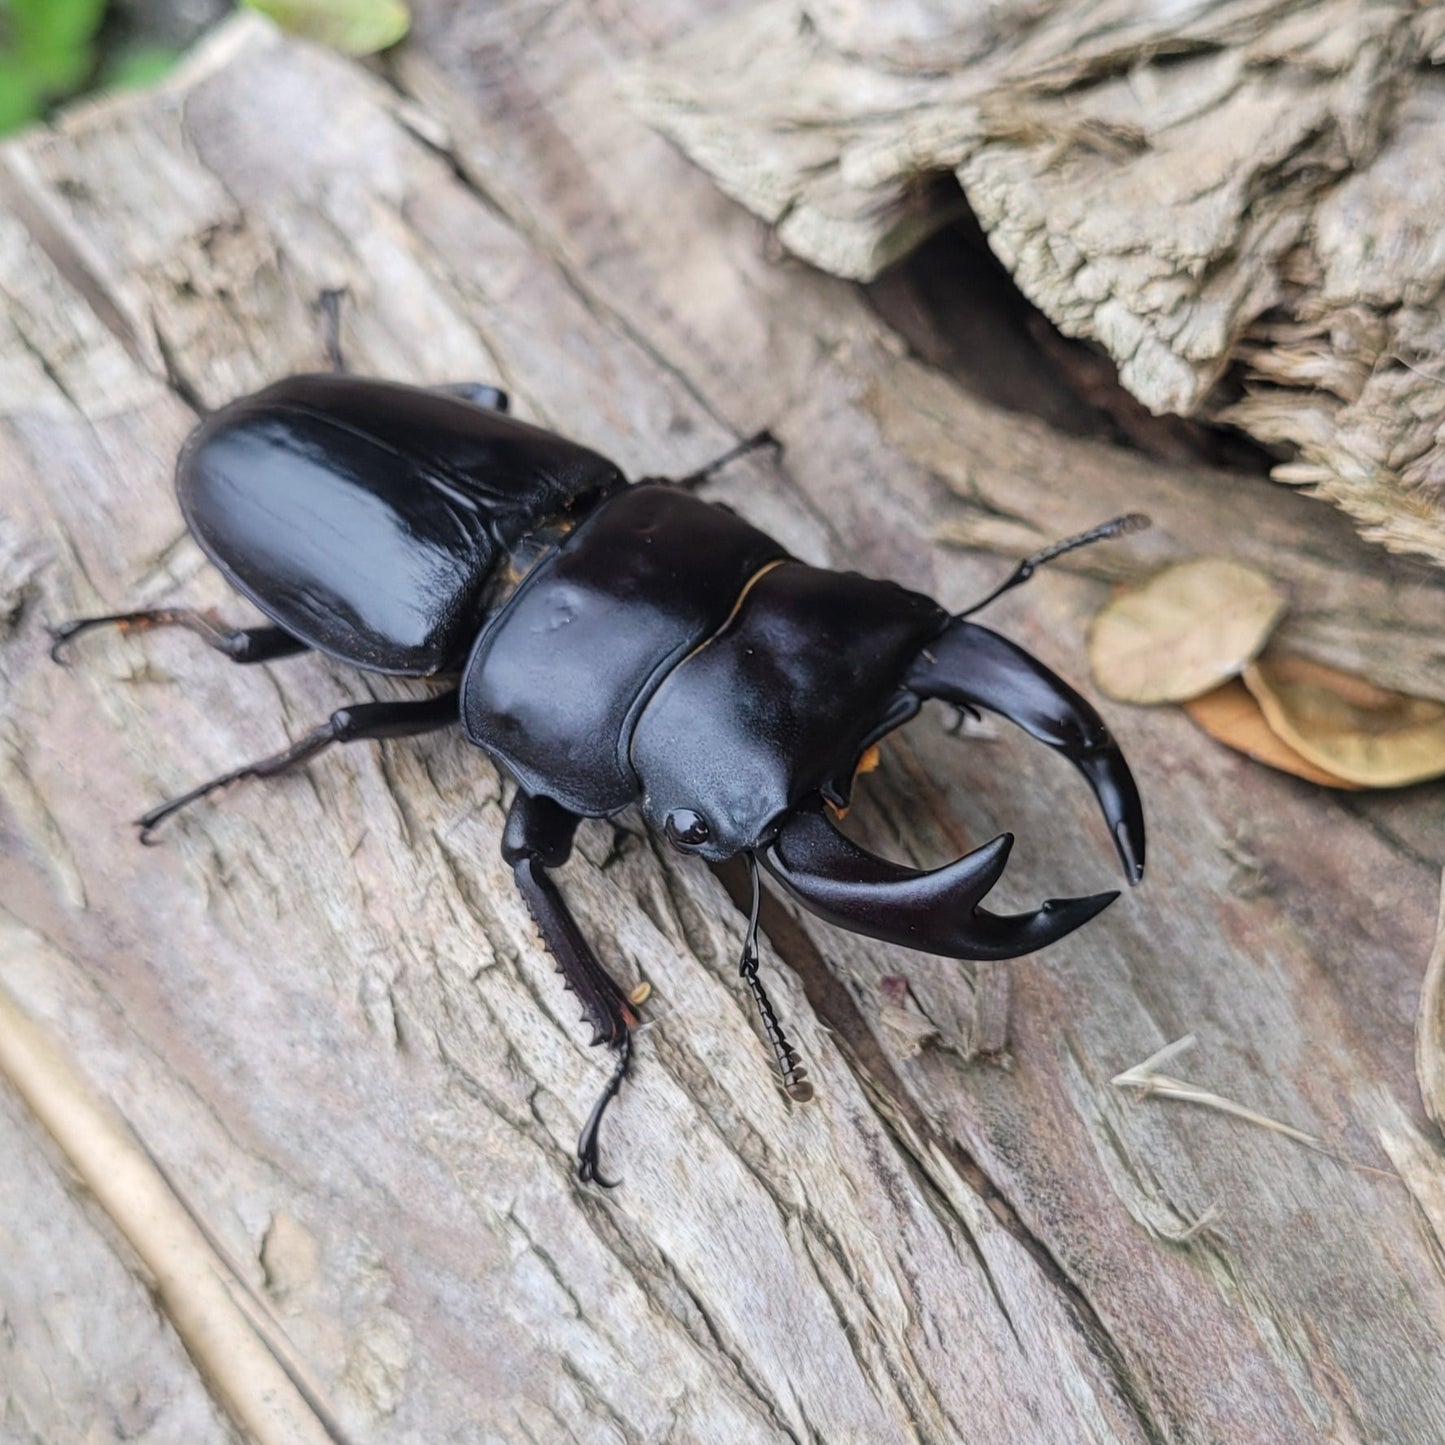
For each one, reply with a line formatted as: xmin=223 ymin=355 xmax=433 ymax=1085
xmin=959 ymin=513 xmax=1151 ymax=617
xmin=672 ymin=430 xmax=782 ymax=491
xmin=739 ymin=854 xmax=814 ymax=1103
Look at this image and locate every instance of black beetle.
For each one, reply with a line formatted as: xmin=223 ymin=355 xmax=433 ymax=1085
xmin=53 ymin=374 xmax=1146 ymax=1184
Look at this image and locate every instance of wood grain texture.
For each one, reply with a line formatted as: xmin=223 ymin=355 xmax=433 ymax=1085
xmin=1 ymin=9 xmax=1444 ymax=1441
xmin=625 ymin=0 xmax=1445 ymax=568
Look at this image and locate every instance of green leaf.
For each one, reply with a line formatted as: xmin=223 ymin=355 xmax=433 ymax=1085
xmin=7 ymin=0 xmax=108 ymax=91
xmin=241 ymin=0 xmax=411 ymax=56
xmin=101 ymin=44 xmax=181 ymax=93
xmin=0 ymin=54 xmax=41 ymax=136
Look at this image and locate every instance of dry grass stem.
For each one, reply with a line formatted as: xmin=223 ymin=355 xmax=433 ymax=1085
xmin=1113 ymin=1035 xmax=1397 ymax=1180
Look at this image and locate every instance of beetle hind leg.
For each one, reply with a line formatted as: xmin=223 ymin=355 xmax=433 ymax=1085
xmin=49 ymin=610 xmax=309 ymax=665
xmin=502 ymin=790 xmax=640 ymax=1186
xmin=136 ymin=689 xmax=460 ymax=841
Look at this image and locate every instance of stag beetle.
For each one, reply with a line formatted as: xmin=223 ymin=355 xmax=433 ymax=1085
xmin=52 ymin=374 xmax=1146 ymax=1184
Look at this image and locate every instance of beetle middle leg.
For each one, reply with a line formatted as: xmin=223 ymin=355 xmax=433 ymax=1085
xmin=669 ymin=430 xmax=781 ymax=490
xmin=502 ymin=790 xmax=640 ymax=1187
xmin=49 ymin=611 xmax=309 ymax=665
xmin=136 ymin=689 xmax=461 ymax=842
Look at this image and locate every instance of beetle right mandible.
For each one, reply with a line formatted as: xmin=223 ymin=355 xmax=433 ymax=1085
xmin=52 ymin=373 xmax=1146 ymax=1184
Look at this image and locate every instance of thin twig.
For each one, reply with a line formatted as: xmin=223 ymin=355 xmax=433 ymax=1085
xmin=1112 ymin=1035 xmax=1399 ymax=1180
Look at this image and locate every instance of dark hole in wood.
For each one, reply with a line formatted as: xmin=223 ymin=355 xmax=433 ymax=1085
xmin=866 ymin=178 xmax=1274 ymax=475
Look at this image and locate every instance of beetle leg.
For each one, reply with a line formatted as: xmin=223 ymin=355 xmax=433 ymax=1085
xmin=502 ymin=790 xmax=640 ymax=1187
xmin=314 ymin=282 xmax=508 ymax=414
xmin=428 ymin=382 xmax=510 ymax=412
xmin=318 ymin=287 xmax=348 ymax=371
xmin=762 ymin=807 xmax=1117 ymax=961
xmin=667 ymin=430 xmax=782 ymax=490
xmin=135 ymin=689 xmax=460 ymax=842
xmin=49 ymin=611 xmax=308 ymax=666
xmin=906 ymin=619 xmax=1146 ymax=884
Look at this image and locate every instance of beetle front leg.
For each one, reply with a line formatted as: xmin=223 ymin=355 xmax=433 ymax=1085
xmin=501 ymin=790 xmax=640 ymax=1186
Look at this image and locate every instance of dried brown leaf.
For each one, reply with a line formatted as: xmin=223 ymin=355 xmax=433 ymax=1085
xmin=1182 ymin=681 xmax=1362 ymax=789
xmin=1243 ymin=656 xmax=1445 ymax=788
xmin=1089 ymin=559 xmax=1286 ymax=704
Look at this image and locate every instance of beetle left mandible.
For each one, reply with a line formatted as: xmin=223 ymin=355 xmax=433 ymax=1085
xmin=51 ymin=374 xmax=1146 ymax=1185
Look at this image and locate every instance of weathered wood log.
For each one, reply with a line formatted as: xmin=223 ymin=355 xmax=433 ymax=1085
xmin=2 ymin=9 xmax=1445 ymax=1441
xmin=626 ymin=0 xmax=1445 ymax=569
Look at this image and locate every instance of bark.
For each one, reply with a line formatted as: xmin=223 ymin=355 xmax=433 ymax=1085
xmin=625 ymin=0 xmax=1445 ymax=568
xmin=1 ymin=9 xmax=1444 ymax=1442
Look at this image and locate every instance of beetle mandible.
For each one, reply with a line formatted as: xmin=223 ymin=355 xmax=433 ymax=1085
xmin=52 ymin=374 xmax=1146 ymax=1184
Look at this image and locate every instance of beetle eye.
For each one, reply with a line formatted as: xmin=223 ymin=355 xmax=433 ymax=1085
xmin=665 ymin=809 xmax=711 ymax=850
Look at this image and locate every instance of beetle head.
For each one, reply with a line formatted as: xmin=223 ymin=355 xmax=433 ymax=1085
xmin=631 ymin=560 xmax=944 ymax=864
xmin=639 ymin=739 xmax=812 ymax=863
xmin=633 ymin=560 xmax=1145 ymax=961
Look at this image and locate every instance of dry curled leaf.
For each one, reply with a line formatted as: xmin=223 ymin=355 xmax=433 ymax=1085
xmin=1089 ymin=559 xmax=1286 ymax=704
xmin=1243 ymin=657 xmax=1445 ymax=788
xmin=1182 ymin=681 xmax=1361 ymax=789
xmin=1417 ymin=871 xmax=1445 ymax=1133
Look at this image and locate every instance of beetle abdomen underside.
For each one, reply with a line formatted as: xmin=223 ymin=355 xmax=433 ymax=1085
xmin=461 ymin=485 xmax=789 ymax=813
xmin=177 ymin=375 xmax=621 ymax=675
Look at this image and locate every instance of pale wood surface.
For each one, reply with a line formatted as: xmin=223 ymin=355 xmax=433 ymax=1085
xmin=2 ymin=10 xmax=1445 ymax=1442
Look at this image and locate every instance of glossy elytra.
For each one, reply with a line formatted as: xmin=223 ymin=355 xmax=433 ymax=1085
xmin=52 ymin=373 xmax=1147 ymax=1184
